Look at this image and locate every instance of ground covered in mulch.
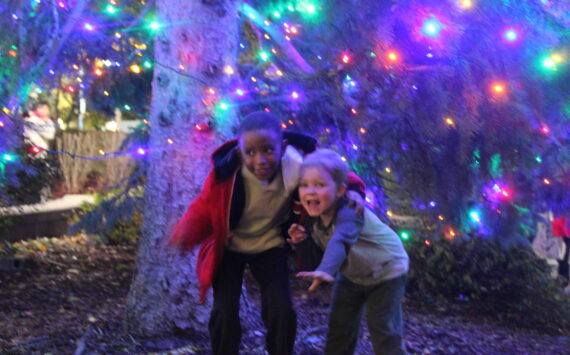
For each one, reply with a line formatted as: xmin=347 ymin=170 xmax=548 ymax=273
xmin=1 ymin=237 xmax=569 ymax=354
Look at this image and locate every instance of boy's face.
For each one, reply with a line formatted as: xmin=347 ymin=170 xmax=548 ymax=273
xmin=298 ymin=166 xmax=346 ymax=218
xmin=239 ymin=129 xmax=283 ymax=181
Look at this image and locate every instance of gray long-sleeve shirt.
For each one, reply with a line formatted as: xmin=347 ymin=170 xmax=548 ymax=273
xmin=309 ymin=203 xmax=409 ymax=286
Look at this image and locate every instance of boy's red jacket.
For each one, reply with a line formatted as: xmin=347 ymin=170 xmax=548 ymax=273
xmin=552 ymin=217 xmax=569 ymax=238
xmin=169 ymin=168 xmax=234 ymax=301
xmin=168 ymin=133 xmax=365 ymax=301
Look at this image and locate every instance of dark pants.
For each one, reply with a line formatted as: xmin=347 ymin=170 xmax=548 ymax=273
xmin=209 ymin=247 xmax=296 ymax=355
xmin=559 ymin=237 xmax=570 ymax=279
xmin=325 ymin=274 xmax=407 ymax=355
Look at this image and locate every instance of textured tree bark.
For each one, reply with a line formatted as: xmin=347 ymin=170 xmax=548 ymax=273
xmin=125 ymin=0 xmax=240 ymax=337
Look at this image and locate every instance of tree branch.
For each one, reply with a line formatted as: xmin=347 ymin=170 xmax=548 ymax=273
xmin=239 ymin=3 xmax=315 ymax=75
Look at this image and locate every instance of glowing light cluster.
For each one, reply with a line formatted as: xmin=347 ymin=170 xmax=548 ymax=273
xmin=503 ymin=28 xmax=520 ymax=43
xmin=421 ymin=15 xmax=444 ymax=39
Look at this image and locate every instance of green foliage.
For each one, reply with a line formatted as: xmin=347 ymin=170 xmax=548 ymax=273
xmin=244 ymin=0 xmax=570 ymax=242
xmin=3 ymin=152 xmax=60 ymax=205
xmin=103 ymin=212 xmax=142 ymax=245
xmin=406 ymin=236 xmax=570 ymax=333
xmin=72 ymin=185 xmax=144 ymax=246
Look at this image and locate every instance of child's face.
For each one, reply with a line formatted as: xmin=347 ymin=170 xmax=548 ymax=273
xmin=35 ymin=104 xmax=50 ymax=118
xmin=239 ymin=129 xmax=283 ymax=181
xmin=299 ymin=166 xmax=346 ymax=218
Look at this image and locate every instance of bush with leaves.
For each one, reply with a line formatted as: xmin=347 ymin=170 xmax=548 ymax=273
xmin=72 ymin=187 xmax=143 ymax=246
xmin=406 ymin=236 xmax=570 ymax=333
xmin=4 ymin=149 xmax=60 ymax=205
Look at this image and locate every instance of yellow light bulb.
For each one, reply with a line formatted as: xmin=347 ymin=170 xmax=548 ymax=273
xmin=460 ymin=0 xmax=473 ymax=9
xmin=552 ymin=54 xmax=563 ymax=63
xmin=223 ymin=65 xmax=234 ymax=75
xmin=493 ymin=84 xmax=505 ymax=93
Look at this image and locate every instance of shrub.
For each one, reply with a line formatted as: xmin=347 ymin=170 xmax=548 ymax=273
xmin=103 ymin=212 xmax=142 ymax=245
xmin=406 ymin=236 xmax=570 ymax=333
xmin=72 ymin=187 xmax=143 ymax=246
xmin=4 ymin=152 xmax=60 ymax=205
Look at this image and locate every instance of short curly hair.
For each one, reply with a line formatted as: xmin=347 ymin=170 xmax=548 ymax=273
xmin=238 ymin=111 xmax=283 ymax=140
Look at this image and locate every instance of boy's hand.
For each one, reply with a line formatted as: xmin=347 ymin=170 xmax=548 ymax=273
xmin=346 ymin=190 xmax=365 ymax=214
xmin=287 ymin=223 xmax=307 ymax=244
xmin=297 ymin=271 xmax=334 ymax=291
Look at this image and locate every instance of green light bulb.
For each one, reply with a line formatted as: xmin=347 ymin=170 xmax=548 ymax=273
xmin=543 ymin=58 xmax=555 ymax=69
xmin=1 ymin=153 xmax=16 ymax=162
xmin=259 ymin=51 xmax=270 ymax=62
xmin=469 ymin=210 xmax=481 ymax=223
xmin=105 ymin=5 xmax=117 ymax=14
xmin=149 ymin=21 xmax=161 ymax=31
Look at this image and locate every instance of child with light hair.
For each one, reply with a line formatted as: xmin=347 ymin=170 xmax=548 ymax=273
xmin=289 ymin=148 xmax=409 ymax=355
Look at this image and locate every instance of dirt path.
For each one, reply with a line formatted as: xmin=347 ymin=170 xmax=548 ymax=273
xmin=1 ymin=242 xmax=568 ymax=354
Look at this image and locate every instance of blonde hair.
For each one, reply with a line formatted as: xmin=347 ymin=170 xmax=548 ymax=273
xmin=301 ymin=148 xmax=348 ymax=186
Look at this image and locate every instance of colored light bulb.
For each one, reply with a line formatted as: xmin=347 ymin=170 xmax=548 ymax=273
xmin=422 ymin=16 xmax=444 ymax=38
xmin=504 ymin=29 xmax=518 ymax=42
xmin=83 ymin=22 xmax=95 ymax=31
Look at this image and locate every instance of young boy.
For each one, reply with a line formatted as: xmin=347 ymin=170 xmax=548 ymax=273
xmin=23 ymin=101 xmax=56 ymax=155
xmin=169 ymin=112 xmax=364 ymax=355
xmin=289 ymin=149 xmax=409 ymax=355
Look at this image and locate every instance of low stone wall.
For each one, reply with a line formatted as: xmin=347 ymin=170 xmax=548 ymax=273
xmin=1 ymin=210 xmax=72 ymax=242
xmin=0 ymin=195 xmax=95 ymax=241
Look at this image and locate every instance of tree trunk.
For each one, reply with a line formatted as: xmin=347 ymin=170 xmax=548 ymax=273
xmin=126 ymin=0 xmax=240 ymax=337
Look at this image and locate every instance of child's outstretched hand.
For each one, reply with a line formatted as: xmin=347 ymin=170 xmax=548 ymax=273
xmin=346 ymin=190 xmax=365 ymax=215
xmin=296 ymin=271 xmax=334 ymax=291
xmin=287 ymin=223 xmax=307 ymax=244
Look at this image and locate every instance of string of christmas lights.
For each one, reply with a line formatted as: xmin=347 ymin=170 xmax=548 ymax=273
xmin=1 ymin=0 xmax=569 ymax=241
